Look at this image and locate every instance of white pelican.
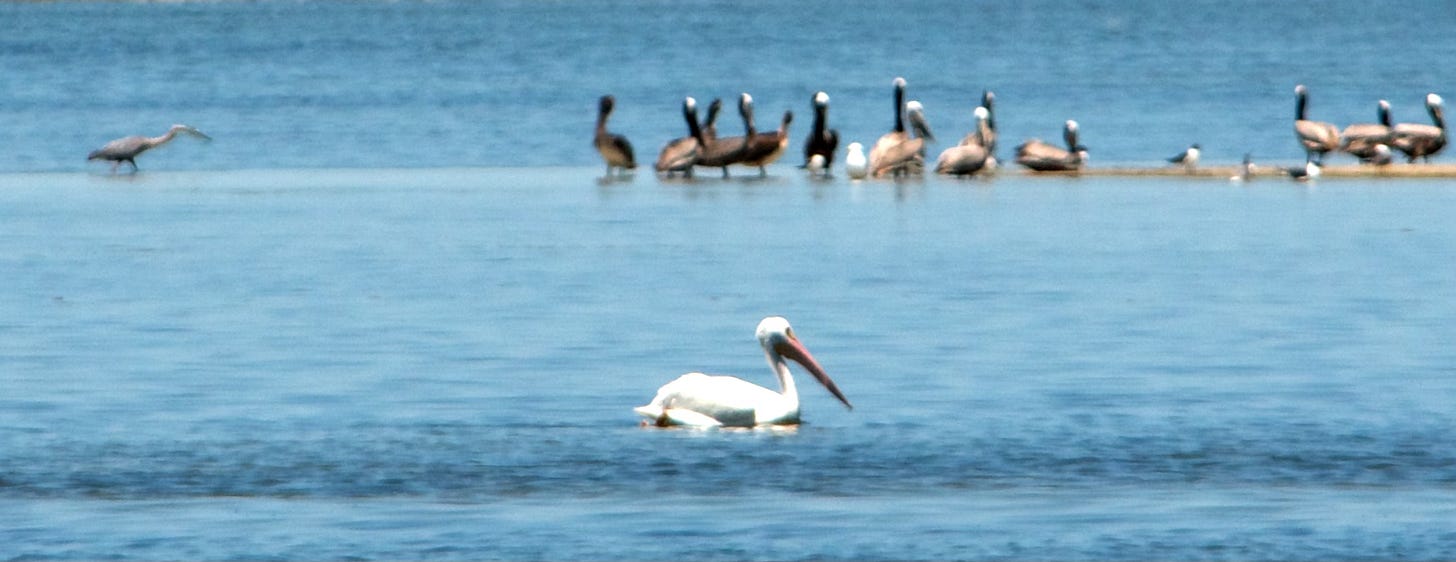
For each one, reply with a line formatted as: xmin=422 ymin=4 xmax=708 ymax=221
xmin=634 ymin=316 xmax=852 ymax=428
xmin=594 ymin=95 xmax=636 ymax=177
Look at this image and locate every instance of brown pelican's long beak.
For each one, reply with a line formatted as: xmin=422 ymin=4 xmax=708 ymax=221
xmin=774 ymin=338 xmax=852 ymax=410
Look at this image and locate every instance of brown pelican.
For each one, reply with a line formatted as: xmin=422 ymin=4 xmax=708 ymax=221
xmin=1340 ymin=99 xmax=1392 ymax=162
xmin=868 ymin=77 xmax=909 ymax=175
xmin=977 ymin=90 xmax=997 ymax=155
xmin=741 ymin=95 xmax=793 ymax=177
xmin=1293 ymin=85 xmax=1340 ymax=164
xmin=1167 ymin=143 xmax=1201 ymax=172
xmin=936 ymin=106 xmax=995 ymax=176
xmin=1016 ymin=120 xmax=1087 ymax=172
xmin=655 ymin=97 xmax=706 ymax=177
xmin=86 ymin=124 xmax=211 ymax=172
xmin=845 ymin=142 xmax=868 ymax=179
xmin=634 ymin=316 xmax=852 ymax=428
xmin=594 ymin=95 xmax=636 ymax=177
xmin=696 ymin=94 xmax=753 ymax=178
xmin=872 ymin=100 xmax=934 ymax=177
xmin=802 ymin=91 xmax=839 ymax=176
xmin=1390 ymin=93 xmax=1447 ymax=162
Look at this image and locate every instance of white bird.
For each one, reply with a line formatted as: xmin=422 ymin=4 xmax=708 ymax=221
xmin=1168 ymin=143 xmax=1200 ymax=172
xmin=1287 ymin=160 xmax=1321 ymax=181
xmin=1370 ymin=143 xmax=1393 ymax=166
xmin=845 ymin=142 xmax=868 ymax=179
xmin=1230 ymin=152 xmax=1255 ymax=182
xmin=634 ymin=316 xmax=852 ymax=428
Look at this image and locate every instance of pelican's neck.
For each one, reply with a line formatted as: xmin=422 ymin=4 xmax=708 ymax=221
xmin=765 ymin=346 xmax=800 ymax=405
xmin=893 ymin=86 xmax=905 ymax=133
xmin=1295 ymin=91 xmax=1309 ymax=121
xmin=685 ymin=105 xmax=705 ymax=145
xmin=742 ymin=103 xmax=756 ymax=137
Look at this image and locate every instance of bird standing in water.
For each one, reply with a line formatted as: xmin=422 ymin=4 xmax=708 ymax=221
xmin=802 ymin=91 xmax=839 ymax=177
xmin=87 ymin=124 xmax=212 ymax=173
xmin=594 ymin=95 xmax=636 ymax=178
xmin=1168 ymin=143 xmax=1200 ymax=173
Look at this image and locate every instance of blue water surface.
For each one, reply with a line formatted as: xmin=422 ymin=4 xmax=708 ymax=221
xmin=3 ymin=1 xmax=1456 ymax=560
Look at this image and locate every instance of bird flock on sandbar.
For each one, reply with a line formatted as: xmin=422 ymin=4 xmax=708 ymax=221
xmin=78 ymin=79 xmax=1444 ymax=183
xmin=593 ymin=80 xmax=1448 ymax=183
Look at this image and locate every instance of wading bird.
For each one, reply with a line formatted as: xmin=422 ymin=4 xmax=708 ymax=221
xmin=696 ymin=94 xmax=753 ymax=178
xmin=1016 ymin=120 xmax=1087 ymax=172
xmin=87 ymin=124 xmax=211 ymax=172
xmin=1293 ymin=85 xmax=1340 ymax=164
xmin=655 ymin=97 xmax=706 ymax=177
xmin=740 ymin=95 xmax=792 ymax=177
xmin=594 ymin=95 xmax=636 ymax=177
xmin=802 ymin=91 xmax=839 ymax=176
xmin=1340 ymin=99 xmax=1392 ymax=162
xmin=1168 ymin=143 xmax=1201 ymax=172
xmin=936 ymin=106 xmax=995 ymax=176
xmin=1390 ymin=93 xmax=1447 ymax=162
xmin=634 ymin=316 xmax=852 ymax=428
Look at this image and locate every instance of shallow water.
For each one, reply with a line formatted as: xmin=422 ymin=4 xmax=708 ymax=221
xmin=4 ymin=168 xmax=1456 ymax=559
xmin=4 ymin=1 xmax=1456 ymax=560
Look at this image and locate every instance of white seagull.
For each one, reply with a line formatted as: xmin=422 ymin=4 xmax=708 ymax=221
xmin=634 ymin=316 xmax=852 ymax=428
xmin=1168 ymin=143 xmax=1201 ymax=172
xmin=845 ymin=142 xmax=868 ymax=179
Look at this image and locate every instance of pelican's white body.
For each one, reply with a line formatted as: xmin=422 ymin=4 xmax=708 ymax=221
xmin=634 ymin=371 xmax=802 ymax=427
xmin=634 ymin=317 xmax=849 ymax=428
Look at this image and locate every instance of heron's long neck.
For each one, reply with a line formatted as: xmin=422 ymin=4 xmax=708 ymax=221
xmin=148 ymin=129 xmax=181 ymax=150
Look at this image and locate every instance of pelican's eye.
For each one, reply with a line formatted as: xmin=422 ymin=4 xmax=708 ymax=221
xmin=785 ymin=327 xmax=796 ymax=341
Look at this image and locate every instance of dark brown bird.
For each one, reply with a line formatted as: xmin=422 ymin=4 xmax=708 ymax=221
xmin=695 ymin=94 xmax=753 ymax=178
xmin=740 ymin=94 xmax=793 ymax=177
xmin=1390 ymin=93 xmax=1447 ymax=163
xmin=594 ymin=95 xmax=636 ymax=177
xmin=655 ymin=97 xmax=707 ymax=177
xmin=801 ymin=91 xmax=839 ymax=176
